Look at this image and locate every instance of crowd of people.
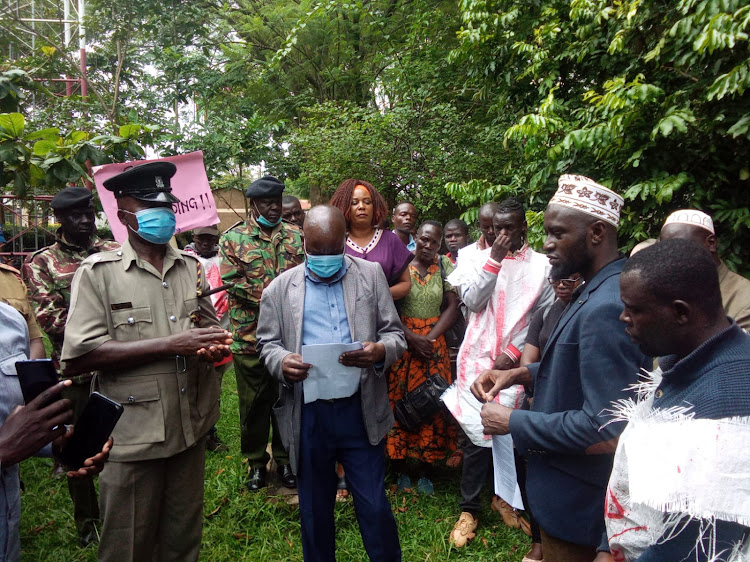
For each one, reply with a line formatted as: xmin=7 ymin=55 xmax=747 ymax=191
xmin=0 ymin=164 xmax=749 ymax=562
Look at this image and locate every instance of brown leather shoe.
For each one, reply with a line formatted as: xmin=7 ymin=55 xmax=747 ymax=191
xmin=449 ymin=512 xmax=477 ymax=547
xmin=491 ymin=495 xmax=530 ymax=535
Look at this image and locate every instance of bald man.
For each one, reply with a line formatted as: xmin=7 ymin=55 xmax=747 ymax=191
xmin=660 ymin=209 xmax=750 ymax=331
xmin=258 ymin=205 xmax=406 ymax=561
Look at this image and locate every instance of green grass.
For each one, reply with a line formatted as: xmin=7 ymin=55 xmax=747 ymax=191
xmin=19 ymin=369 xmax=531 ymax=561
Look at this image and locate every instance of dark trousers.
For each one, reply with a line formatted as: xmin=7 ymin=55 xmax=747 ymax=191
xmin=64 ymin=382 xmax=99 ymax=538
xmin=297 ymin=394 xmax=401 ymax=562
xmin=234 ymin=354 xmax=288 ymax=467
xmin=514 ymin=449 xmax=542 ymax=543
xmin=459 ymin=441 xmax=494 ymax=514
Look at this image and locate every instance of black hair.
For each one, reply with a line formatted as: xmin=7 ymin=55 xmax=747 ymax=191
xmin=623 ymin=238 xmax=722 ymax=318
xmin=444 ymin=218 xmax=468 ymax=235
xmin=478 ymin=202 xmax=499 ymax=219
xmin=394 ymin=201 xmax=416 ymax=212
xmin=282 ymin=195 xmax=300 ymax=205
xmin=496 ymin=196 xmax=525 ymax=217
xmin=417 ymin=220 xmax=442 ymax=235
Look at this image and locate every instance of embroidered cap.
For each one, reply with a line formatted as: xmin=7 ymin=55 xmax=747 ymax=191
xmin=662 ymin=209 xmax=714 ymax=234
xmin=548 ymin=174 xmax=624 ymax=227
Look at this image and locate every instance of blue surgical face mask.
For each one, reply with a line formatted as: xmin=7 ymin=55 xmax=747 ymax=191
xmin=123 ymin=207 xmax=176 ymax=244
xmin=253 ymin=202 xmax=282 ymax=228
xmin=307 ymin=252 xmax=345 ymax=279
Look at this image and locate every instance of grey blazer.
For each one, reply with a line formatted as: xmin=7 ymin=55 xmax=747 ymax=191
xmin=257 ymin=255 xmax=406 ymax=473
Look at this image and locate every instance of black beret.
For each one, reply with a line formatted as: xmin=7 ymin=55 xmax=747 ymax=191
xmin=102 ymin=161 xmax=180 ymax=204
xmin=245 ymin=175 xmax=285 ymax=199
xmin=51 ymin=187 xmax=94 ymax=211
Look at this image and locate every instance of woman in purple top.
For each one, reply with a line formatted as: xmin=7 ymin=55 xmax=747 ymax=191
xmin=330 ymin=179 xmax=413 ymax=300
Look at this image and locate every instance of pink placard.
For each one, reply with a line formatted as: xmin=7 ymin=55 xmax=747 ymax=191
xmin=92 ymin=151 xmax=219 ymax=243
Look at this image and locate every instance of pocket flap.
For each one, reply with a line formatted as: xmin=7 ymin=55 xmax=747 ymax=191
xmin=106 ymin=379 xmax=160 ymax=404
xmin=112 ymin=307 xmax=153 ymax=329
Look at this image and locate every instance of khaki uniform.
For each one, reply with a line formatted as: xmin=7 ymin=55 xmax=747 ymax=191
xmin=718 ymin=261 xmax=750 ymax=331
xmin=0 ymin=264 xmax=43 ymax=341
xmin=62 ymin=240 xmax=221 ymax=561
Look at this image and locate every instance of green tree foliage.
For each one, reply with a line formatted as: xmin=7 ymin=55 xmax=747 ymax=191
xmin=450 ymin=0 xmax=750 ymax=268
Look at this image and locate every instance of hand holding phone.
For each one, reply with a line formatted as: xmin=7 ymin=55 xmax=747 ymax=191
xmin=15 ymin=359 xmax=61 ymax=405
xmin=57 ymin=392 xmax=123 ymax=470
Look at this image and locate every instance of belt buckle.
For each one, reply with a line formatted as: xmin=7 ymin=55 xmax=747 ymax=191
xmin=175 ymin=355 xmax=187 ymax=373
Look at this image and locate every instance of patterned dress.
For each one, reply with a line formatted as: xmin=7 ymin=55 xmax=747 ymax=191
xmin=386 ymin=255 xmax=457 ymax=463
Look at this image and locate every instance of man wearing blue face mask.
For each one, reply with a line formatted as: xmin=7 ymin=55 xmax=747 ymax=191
xmin=62 ymin=161 xmax=233 ymax=561
xmin=219 ymin=175 xmax=305 ymax=491
xmin=258 ymin=205 xmax=406 ymax=561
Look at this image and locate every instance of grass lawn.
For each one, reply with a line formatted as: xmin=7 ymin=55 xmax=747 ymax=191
xmin=18 ymin=368 xmax=531 ymax=561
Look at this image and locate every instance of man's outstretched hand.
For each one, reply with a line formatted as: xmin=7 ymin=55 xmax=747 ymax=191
xmin=0 ymin=380 xmax=73 ymax=467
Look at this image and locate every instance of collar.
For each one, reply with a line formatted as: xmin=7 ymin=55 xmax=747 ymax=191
xmin=659 ymin=321 xmax=741 ymax=385
xmin=304 ymin=259 xmax=349 ymax=285
xmin=476 ymin=235 xmax=489 ymax=251
xmin=717 ymin=260 xmax=730 ymax=283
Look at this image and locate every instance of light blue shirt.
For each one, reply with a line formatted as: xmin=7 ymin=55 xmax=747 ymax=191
xmin=302 ymin=261 xmax=353 ymax=346
xmin=407 ymin=234 xmax=416 ymax=252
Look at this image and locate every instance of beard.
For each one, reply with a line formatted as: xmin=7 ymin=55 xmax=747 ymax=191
xmin=549 ymin=237 xmax=589 ymax=280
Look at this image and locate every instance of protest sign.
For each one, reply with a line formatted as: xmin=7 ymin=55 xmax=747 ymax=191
xmin=93 ymin=151 xmax=219 ymax=243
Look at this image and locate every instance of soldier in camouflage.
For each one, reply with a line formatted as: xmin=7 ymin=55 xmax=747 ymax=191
xmin=220 ymin=176 xmax=304 ymax=491
xmin=22 ymin=186 xmax=119 ymax=547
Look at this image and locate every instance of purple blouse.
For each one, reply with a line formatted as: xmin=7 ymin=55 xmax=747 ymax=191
xmin=345 ymin=229 xmax=414 ymax=286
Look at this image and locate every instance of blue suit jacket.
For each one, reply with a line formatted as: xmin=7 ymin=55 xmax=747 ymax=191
xmin=509 ymin=257 xmax=651 ymax=547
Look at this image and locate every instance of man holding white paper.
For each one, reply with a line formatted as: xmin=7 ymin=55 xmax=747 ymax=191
xmin=257 ymin=205 xmax=406 ymax=561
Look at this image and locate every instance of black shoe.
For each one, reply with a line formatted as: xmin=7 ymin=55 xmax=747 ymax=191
xmin=246 ymin=467 xmax=267 ymax=491
xmin=206 ymin=430 xmax=229 ymax=453
xmin=277 ymin=464 xmax=297 ymax=489
xmin=78 ymin=529 xmax=99 ymax=548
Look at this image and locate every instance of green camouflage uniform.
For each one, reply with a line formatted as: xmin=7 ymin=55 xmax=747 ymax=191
xmin=220 ymin=215 xmax=304 ymax=467
xmin=21 ymin=230 xmax=119 ymax=541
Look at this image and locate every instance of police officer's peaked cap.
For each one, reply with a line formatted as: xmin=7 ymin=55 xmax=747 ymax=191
xmin=103 ymin=161 xmax=180 ymax=204
xmin=245 ymin=175 xmax=285 ymax=199
xmin=51 ymin=187 xmax=94 ymax=211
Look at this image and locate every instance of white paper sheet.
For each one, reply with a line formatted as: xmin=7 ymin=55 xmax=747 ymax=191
xmin=301 ymin=342 xmax=364 ymax=404
xmin=492 ymin=434 xmax=524 ymax=510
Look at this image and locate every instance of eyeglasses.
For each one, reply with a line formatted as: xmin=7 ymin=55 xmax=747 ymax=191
xmin=547 ymin=277 xmax=580 ymax=288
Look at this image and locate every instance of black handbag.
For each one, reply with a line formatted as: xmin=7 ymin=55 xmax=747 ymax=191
xmin=438 ymin=256 xmax=467 ymax=349
xmin=393 ymin=374 xmax=450 ymax=432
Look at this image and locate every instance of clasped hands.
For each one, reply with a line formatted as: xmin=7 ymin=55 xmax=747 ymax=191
xmin=171 ymin=327 xmax=233 ymax=362
xmin=281 ymin=342 xmax=385 ymax=384
xmin=471 ymin=366 xmax=527 ymax=436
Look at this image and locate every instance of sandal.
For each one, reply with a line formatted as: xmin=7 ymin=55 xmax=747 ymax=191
xmin=336 ymin=474 xmax=350 ymax=500
xmin=446 ymin=450 xmax=463 ymax=468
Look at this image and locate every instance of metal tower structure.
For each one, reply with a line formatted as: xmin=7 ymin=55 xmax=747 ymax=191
xmin=1 ymin=0 xmax=88 ymax=96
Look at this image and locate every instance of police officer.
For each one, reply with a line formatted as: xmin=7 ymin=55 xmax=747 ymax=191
xmin=0 ymin=261 xmax=44 ymax=360
xmin=220 ymin=176 xmax=304 ymax=490
xmin=61 ymin=161 xmax=232 ymax=562
xmin=23 ymin=186 xmax=119 ymax=546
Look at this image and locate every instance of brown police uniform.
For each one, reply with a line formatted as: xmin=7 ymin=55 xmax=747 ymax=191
xmin=0 ymin=263 xmax=43 ymax=341
xmin=62 ymin=161 xmax=221 ymax=562
xmin=718 ymin=261 xmax=750 ymax=331
xmin=62 ymin=240 xmax=221 ymax=561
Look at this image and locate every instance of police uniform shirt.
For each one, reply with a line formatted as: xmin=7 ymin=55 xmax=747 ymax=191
xmin=0 ymin=264 xmax=43 ymax=341
xmin=62 ymin=239 xmax=221 ymax=462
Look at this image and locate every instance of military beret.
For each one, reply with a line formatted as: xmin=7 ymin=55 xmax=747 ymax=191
xmin=193 ymin=225 xmax=220 ymax=236
xmin=51 ymin=187 xmax=94 ymax=211
xmin=102 ymin=161 xmax=180 ymax=204
xmin=245 ymin=175 xmax=285 ymax=199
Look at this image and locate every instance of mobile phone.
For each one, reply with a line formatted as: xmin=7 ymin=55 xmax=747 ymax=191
xmin=15 ymin=359 xmax=61 ymax=405
xmin=58 ymin=392 xmax=124 ymax=470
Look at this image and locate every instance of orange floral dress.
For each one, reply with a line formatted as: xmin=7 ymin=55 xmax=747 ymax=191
xmin=386 ymin=256 xmax=457 ymax=463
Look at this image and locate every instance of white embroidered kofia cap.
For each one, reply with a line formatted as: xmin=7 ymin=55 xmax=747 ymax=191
xmin=549 ymin=174 xmax=624 ymax=227
xmin=662 ymin=209 xmax=715 ymax=234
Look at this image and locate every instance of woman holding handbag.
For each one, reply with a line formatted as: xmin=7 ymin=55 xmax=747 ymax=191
xmin=386 ymin=220 xmax=460 ymax=494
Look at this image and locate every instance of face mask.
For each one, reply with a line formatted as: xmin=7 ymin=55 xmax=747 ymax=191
xmin=307 ymin=253 xmax=345 ymax=279
xmin=123 ymin=207 xmax=176 ymax=244
xmin=253 ymin=203 xmax=282 ymax=228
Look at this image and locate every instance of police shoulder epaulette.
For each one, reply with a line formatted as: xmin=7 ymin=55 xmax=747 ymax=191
xmin=225 ymin=220 xmax=243 ymax=233
xmin=28 ymin=245 xmax=53 ymax=260
xmin=0 ymin=262 xmax=21 ymax=275
xmin=85 ymin=249 xmax=123 ymax=266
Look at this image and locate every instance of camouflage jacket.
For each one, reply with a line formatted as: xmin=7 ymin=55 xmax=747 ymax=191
xmin=22 ymin=230 xmax=119 ymax=362
xmin=220 ymin=216 xmax=304 ymax=354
